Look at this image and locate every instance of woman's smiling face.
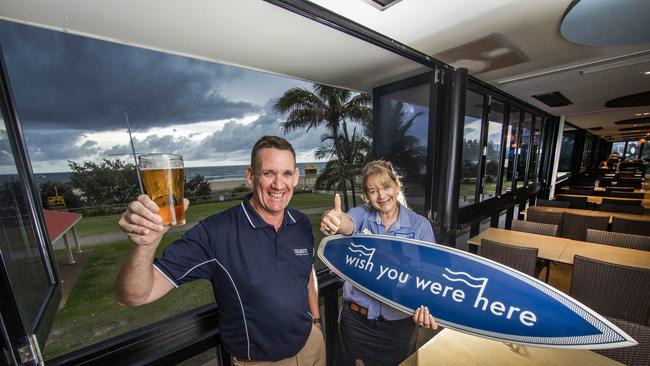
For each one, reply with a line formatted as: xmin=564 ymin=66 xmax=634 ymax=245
xmin=365 ymin=174 xmax=399 ymax=213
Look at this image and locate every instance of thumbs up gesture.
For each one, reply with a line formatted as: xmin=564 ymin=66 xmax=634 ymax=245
xmin=320 ymin=194 xmax=343 ymax=236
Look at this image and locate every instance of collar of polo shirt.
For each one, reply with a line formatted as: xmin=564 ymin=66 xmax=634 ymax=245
xmin=241 ymin=193 xmax=298 ymax=229
xmin=371 ymin=203 xmax=413 ymax=231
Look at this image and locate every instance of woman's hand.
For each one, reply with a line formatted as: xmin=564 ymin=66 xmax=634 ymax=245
xmin=320 ymin=194 xmax=343 ymax=236
xmin=413 ymin=305 xmax=438 ymax=330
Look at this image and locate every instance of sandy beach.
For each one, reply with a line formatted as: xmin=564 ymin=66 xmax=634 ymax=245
xmin=209 ymin=179 xmax=248 ymax=192
xmin=209 ymin=175 xmax=318 ymax=192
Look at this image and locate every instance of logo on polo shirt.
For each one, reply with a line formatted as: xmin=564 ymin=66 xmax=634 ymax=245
xmin=394 ymin=232 xmax=415 ymax=239
xmin=294 ymin=248 xmax=309 ymax=256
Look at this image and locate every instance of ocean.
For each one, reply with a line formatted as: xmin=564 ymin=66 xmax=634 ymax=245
xmin=30 ymin=162 xmax=327 ymax=185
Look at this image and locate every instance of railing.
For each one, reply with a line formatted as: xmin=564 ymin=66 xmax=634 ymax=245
xmin=456 ymin=183 xmax=542 ymax=225
xmin=46 ymin=269 xmax=343 ymax=366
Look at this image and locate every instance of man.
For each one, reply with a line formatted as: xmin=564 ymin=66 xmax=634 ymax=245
xmin=116 ymin=136 xmax=325 ymax=365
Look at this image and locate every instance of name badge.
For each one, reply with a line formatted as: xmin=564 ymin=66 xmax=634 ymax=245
xmin=394 ymin=232 xmax=415 ymax=239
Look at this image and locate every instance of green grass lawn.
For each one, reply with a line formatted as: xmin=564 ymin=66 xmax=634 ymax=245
xmin=43 ymin=233 xmax=215 ymax=359
xmin=74 ymin=192 xmax=336 ymax=238
xmin=44 ymin=192 xmax=339 ymax=359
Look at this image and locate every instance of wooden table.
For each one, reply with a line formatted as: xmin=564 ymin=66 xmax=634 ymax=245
xmin=468 ymin=228 xmax=650 ymax=269
xmin=556 ymin=194 xmax=650 ymax=209
xmin=521 ymin=206 xmax=650 ymax=224
xmin=467 ymin=228 xmax=569 ymax=261
xmin=560 ymin=240 xmax=650 ymax=269
xmin=400 ymin=328 xmax=622 ymax=365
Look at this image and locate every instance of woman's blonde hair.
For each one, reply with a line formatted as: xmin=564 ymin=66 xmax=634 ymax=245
xmin=361 ymin=160 xmax=408 ymax=208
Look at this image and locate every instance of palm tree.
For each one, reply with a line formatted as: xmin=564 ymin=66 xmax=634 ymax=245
xmin=314 ymin=121 xmax=366 ymax=210
xmin=274 ymin=84 xmax=372 ymax=204
xmin=380 ymin=101 xmax=427 ymax=178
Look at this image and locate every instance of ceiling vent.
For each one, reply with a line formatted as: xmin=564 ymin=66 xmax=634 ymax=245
xmin=614 ymin=117 xmax=650 ymax=125
xmin=365 ymin=0 xmax=403 ymax=10
xmin=620 ymin=126 xmax=650 ymax=132
xmin=532 ymin=91 xmax=573 ymax=107
xmin=605 ymin=91 xmax=650 ymax=108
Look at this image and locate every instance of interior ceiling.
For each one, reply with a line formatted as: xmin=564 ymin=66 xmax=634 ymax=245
xmin=1 ymin=0 xmax=649 ymax=141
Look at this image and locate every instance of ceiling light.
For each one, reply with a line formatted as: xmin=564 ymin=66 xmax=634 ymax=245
xmin=644 ymin=71 xmax=650 ymax=75
xmin=579 ymin=55 xmax=650 ymax=75
xmin=364 ymin=0 xmax=403 ymax=10
xmin=645 ymin=112 xmax=650 ymax=116
xmin=497 ymin=50 xmax=650 ymax=84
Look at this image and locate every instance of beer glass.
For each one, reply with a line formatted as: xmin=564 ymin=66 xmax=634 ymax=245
xmin=138 ymin=153 xmax=185 ymax=226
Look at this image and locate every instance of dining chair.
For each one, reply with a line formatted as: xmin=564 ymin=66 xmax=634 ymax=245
xmin=480 ymin=239 xmax=537 ymax=277
xmin=556 ymin=195 xmax=589 ymax=209
xmin=561 ymin=213 xmax=608 ymax=241
xmin=535 ymin=198 xmax=570 ymax=208
xmin=599 ymin=203 xmax=644 ymax=215
xmin=526 ymin=207 xmax=564 ymax=236
xmin=609 ymin=191 xmax=644 ymax=199
xmin=570 ymin=255 xmax=650 ymax=324
xmin=602 ymin=198 xmax=643 ymax=207
xmin=565 ymin=188 xmax=594 ymax=196
xmin=586 ymin=229 xmax=650 ymax=251
xmin=612 ymin=217 xmax=650 ymax=236
xmin=596 ymin=317 xmax=650 ymax=366
xmin=606 ymin=186 xmax=634 ymax=192
xmin=511 ymin=219 xmax=559 ymax=237
xmin=511 ymin=219 xmax=558 ymax=282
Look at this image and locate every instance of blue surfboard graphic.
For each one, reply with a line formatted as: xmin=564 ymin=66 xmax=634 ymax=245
xmin=319 ymin=234 xmax=637 ymax=349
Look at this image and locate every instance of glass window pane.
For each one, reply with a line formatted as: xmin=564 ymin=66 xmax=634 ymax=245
xmin=642 ymin=142 xmax=650 ymax=161
xmin=0 ymin=112 xmax=51 ymax=327
xmin=611 ymin=142 xmax=626 ymax=155
xmin=1 ymin=19 xmax=353 ymax=358
xmin=516 ymin=113 xmax=532 ymax=188
xmin=460 ymin=90 xmax=484 ymax=207
xmin=527 ymin=116 xmax=542 ymax=182
xmin=502 ymin=107 xmax=519 ymax=192
xmin=558 ymin=130 xmax=576 ymax=177
xmin=625 ymin=141 xmax=639 ymax=160
xmin=481 ymin=100 xmax=503 ymax=201
xmin=377 ymin=83 xmax=430 ymax=213
xmin=580 ymin=134 xmax=594 ymax=172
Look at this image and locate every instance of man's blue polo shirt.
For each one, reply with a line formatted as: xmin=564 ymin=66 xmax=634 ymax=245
xmin=343 ymin=204 xmax=435 ymax=320
xmin=153 ymin=195 xmax=314 ymax=361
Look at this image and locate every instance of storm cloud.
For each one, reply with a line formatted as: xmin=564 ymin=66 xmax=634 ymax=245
xmin=0 ymin=19 xmax=358 ymax=172
xmin=0 ymin=20 xmax=258 ymax=132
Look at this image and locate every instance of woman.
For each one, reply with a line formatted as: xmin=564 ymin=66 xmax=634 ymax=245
xmin=320 ymin=160 xmax=437 ymax=366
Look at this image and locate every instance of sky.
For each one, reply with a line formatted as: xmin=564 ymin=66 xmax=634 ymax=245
xmin=0 ymin=20 xmax=335 ymax=173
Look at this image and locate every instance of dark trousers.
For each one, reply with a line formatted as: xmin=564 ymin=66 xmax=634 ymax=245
xmin=335 ymin=303 xmax=418 ymax=366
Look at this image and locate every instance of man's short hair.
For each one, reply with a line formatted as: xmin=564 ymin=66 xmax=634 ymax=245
xmin=251 ymin=136 xmax=296 ymax=172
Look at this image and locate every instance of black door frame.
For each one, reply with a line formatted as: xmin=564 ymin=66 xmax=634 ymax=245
xmin=0 ymin=46 xmax=62 ymax=364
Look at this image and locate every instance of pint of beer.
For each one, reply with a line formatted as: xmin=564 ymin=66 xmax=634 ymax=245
xmin=139 ymin=153 xmax=185 ymax=226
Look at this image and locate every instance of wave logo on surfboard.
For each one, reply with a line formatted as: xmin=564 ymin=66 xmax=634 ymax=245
xmin=345 ymin=242 xmax=376 ymax=272
xmin=442 ymin=268 xmax=487 ymax=288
